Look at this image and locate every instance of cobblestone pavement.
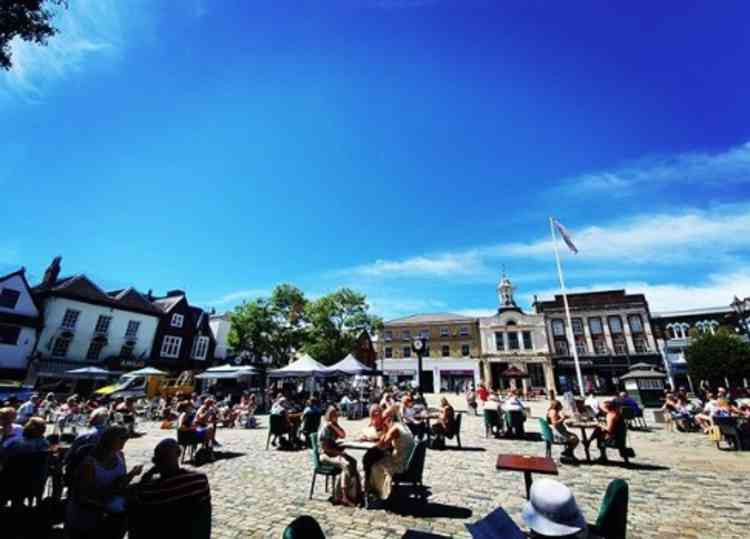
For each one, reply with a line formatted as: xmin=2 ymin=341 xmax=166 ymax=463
xmin=121 ymin=399 xmax=750 ymax=539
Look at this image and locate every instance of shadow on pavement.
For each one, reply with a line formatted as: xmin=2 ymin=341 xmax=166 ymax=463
xmin=402 ymin=531 xmax=452 ymax=539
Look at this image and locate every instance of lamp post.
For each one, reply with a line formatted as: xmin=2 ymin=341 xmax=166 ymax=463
xmin=412 ymin=337 xmax=427 ymax=395
xmin=731 ymin=296 xmax=750 ymax=336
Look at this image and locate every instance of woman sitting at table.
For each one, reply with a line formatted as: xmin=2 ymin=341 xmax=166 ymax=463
xmin=546 ymin=401 xmax=579 ymax=462
xmin=590 ymin=400 xmax=623 ymax=462
xmin=368 ymin=405 xmax=414 ymax=504
xmin=178 ymin=402 xmax=214 ymax=449
xmin=400 ymin=395 xmax=426 ymax=439
xmin=431 ymin=397 xmax=457 ymax=441
xmin=318 ymin=406 xmax=362 ymax=507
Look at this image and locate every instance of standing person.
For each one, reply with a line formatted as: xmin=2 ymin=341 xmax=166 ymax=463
xmin=477 ymin=383 xmax=490 ymax=409
xmin=16 ymin=393 xmax=40 ymax=425
xmin=66 ymin=426 xmax=143 ymax=539
xmin=318 ymin=406 xmax=362 ymax=507
xmin=546 ymin=401 xmax=579 ymax=462
xmin=1 ymin=417 xmax=50 ymax=460
xmin=466 ymin=387 xmax=478 ymax=416
xmin=368 ymin=405 xmax=414 ymax=505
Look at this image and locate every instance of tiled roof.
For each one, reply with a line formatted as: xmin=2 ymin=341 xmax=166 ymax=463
xmin=110 ymin=288 xmax=162 ymax=315
xmin=34 ymin=275 xmax=160 ymax=316
xmin=384 ymin=312 xmax=478 ymax=325
xmin=152 ymin=295 xmax=184 ymax=313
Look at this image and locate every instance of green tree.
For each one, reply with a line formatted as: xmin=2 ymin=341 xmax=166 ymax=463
xmin=685 ymin=332 xmax=750 ymax=386
xmin=302 ymin=288 xmax=383 ymax=365
xmin=1 ymin=1 xmax=66 ymax=70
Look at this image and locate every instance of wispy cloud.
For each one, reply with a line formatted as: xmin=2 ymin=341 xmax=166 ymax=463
xmin=343 ymin=250 xmax=488 ymax=279
xmin=531 ymin=270 xmax=750 ymax=314
xmin=562 ymin=141 xmax=750 ymax=195
xmin=1 ymin=0 xmax=145 ymax=101
xmin=205 ymin=288 xmax=269 ymax=306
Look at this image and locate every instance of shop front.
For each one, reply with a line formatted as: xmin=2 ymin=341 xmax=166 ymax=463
xmin=381 ymin=358 xmax=480 ymax=394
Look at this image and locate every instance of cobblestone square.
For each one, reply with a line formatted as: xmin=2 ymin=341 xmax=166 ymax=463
xmin=121 ymin=398 xmax=750 ymax=539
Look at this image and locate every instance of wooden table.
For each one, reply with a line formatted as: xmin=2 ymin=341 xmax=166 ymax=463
xmin=340 ymin=440 xmax=377 ymax=451
xmin=566 ymin=421 xmax=602 ymax=462
xmin=496 ymin=454 xmax=558 ymax=499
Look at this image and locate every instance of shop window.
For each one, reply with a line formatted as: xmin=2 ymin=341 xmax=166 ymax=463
xmin=522 ymin=331 xmax=533 ymax=350
xmin=495 ymin=332 xmax=504 ymax=351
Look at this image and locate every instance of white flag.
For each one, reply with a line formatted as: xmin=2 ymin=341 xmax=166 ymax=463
xmin=553 ymin=219 xmax=578 ymax=254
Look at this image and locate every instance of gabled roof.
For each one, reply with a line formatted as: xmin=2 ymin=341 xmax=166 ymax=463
xmin=109 ymin=288 xmax=162 ymax=315
xmin=384 ymin=313 xmax=478 ymax=325
xmin=151 ymin=295 xmax=185 ymax=313
xmin=190 ymin=306 xmax=207 ymax=329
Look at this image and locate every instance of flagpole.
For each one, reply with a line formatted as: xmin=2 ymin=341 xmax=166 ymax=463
xmin=550 ymin=217 xmax=585 ymax=398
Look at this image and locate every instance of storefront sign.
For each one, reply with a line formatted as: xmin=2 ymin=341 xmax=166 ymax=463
xmin=386 ymin=369 xmax=416 ymax=376
xmin=441 ymin=370 xmax=474 ymax=376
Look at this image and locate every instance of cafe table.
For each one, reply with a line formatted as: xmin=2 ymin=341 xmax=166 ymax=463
xmin=340 ymin=440 xmax=377 ymax=451
xmin=565 ymin=420 xmax=602 ymax=462
xmin=496 ymin=453 xmax=558 ymax=499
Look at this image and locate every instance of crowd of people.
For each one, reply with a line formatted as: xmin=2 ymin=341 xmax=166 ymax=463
xmin=660 ymin=385 xmax=750 ymax=441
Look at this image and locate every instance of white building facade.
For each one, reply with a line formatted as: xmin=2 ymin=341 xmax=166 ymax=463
xmin=478 ymin=274 xmax=555 ymax=392
xmin=209 ymin=312 xmax=233 ymax=361
xmin=0 ymin=269 xmax=41 ymax=376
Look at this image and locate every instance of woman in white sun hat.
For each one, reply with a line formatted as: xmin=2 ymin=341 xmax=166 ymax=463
xmin=522 ymin=478 xmax=588 ymax=538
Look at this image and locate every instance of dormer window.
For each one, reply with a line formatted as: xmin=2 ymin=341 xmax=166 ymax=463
xmin=171 ymin=314 xmax=184 ymax=328
xmin=0 ymin=288 xmax=20 ymax=309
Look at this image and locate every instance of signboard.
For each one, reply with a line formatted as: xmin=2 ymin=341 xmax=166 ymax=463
xmin=107 ymin=357 xmax=146 ymax=371
xmin=441 ymin=370 xmax=474 ymax=376
xmin=386 ymin=369 xmax=416 ymax=376
xmin=624 ymin=380 xmax=638 ymax=391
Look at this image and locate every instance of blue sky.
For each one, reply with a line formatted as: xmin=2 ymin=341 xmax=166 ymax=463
xmin=2 ymin=1 xmax=750 ymax=319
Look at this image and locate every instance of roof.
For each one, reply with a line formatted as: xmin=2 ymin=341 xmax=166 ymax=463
xmin=384 ymin=313 xmax=477 ymax=326
xmin=652 ymin=306 xmax=733 ymax=318
xmin=534 ymin=289 xmax=648 ymax=311
xmin=33 ymin=274 xmax=161 ymax=317
xmin=151 ymin=295 xmax=185 ymax=313
xmin=210 ymin=312 xmax=231 ymax=321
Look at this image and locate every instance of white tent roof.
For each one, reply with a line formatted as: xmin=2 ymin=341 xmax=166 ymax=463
xmin=268 ymin=353 xmax=331 ymax=378
xmin=65 ymin=366 xmax=113 ymax=379
xmin=124 ymin=367 xmax=168 ymax=377
xmin=325 ymin=354 xmax=379 ymax=376
xmin=195 ymin=364 xmax=257 ymax=380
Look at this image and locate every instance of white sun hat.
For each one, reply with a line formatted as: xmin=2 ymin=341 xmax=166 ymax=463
xmin=522 ymin=478 xmax=587 ymax=537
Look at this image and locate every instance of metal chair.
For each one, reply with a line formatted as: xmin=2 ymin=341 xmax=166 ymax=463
xmin=538 ymin=418 xmax=566 ymax=459
xmin=308 ymin=433 xmax=341 ymax=500
xmin=392 ymin=441 xmax=429 ymax=501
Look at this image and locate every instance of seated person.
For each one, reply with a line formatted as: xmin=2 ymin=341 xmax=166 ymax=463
xmin=301 ymin=398 xmax=322 ymax=441
xmin=591 ymin=400 xmax=623 ymax=462
xmin=1 ymin=417 xmax=50 ymax=465
xmin=0 ymin=407 xmax=23 ymax=450
xmin=130 ymin=438 xmax=211 ymax=539
xmin=522 ymin=478 xmax=587 ymax=538
xmin=431 ymin=397 xmax=457 ymax=440
xmin=368 ymin=405 xmax=414 ymax=504
xmin=318 ymin=407 xmax=362 ymax=507
xmin=694 ymin=393 xmax=719 ymax=433
xmin=358 ymin=404 xmax=386 ymax=486
xmin=502 ymin=390 xmax=527 ymax=436
xmin=16 ymin=394 xmax=40 ymax=425
xmin=178 ymin=402 xmax=215 ymax=449
xmin=546 ymin=401 xmax=579 ymax=462
xmin=400 ymin=395 xmax=426 ymax=439
xmin=618 ymin=391 xmax=641 ymax=414
xmin=379 ymin=392 xmax=394 ymax=410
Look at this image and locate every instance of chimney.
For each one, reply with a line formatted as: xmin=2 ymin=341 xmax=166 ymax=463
xmin=41 ymin=256 xmax=62 ymax=287
xmin=166 ymin=289 xmax=185 ymax=298
xmin=147 ymin=289 xmax=153 ymax=301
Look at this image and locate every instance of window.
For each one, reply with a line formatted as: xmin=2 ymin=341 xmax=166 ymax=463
xmin=628 ymin=314 xmax=643 ymax=334
xmin=61 ymin=309 xmax=81 ymax=330
xmin=171 ymin=313 xmax=184 ymax=328
xmin=507 ymin=332 xmax=519 ymax=350
xmin=459 ymin=326 xmax=469 ymax=337
xmin=633 ymin=337 xmax=648 ymax=353
xmin=125 ymin=321 xmax=140 ymax=338
xmin=571 ymin=318 xmax=583 ymax=335
xmin=160 ymin=335 xmax=182 ymax=358
xmin=575 ymin=339 xmax=588 ymax=356
xmin=608 ymin=316 xmax=623 ymax=334
xmin=594 ymin=338 xmax=608 ymax=355
xmin=95 ymin=315 xmax=112 ymax=334
xmin=441 ymin=345 xmax=450 ymax=357
xmin=192 ymin=336 xmax=210 ymax=360
xmin=0 ymin=288 xmax=20 ymax=309
xmin=522 ymin=331 xmax=533 ymax=350
xmin=401 ymin=330 xmax=411 ymax=341
xmin=419 ymin=329 xmax=431 ymax=340
xmin=0 ymin=324 xmax=21 ymax=345
xmin=554 ymin=340 xmax=568 ymax=356
xmin=384 ymin=330 xmax=392 ymax=341
xmin=52 ymin=336 xmax=72 ymax=358
xmin=86 ymin=340 xmax=105 ymax=360
xmin=613 ymin=337 xmax=628 ymax=355
xmin=402 ymin=347 xmax=411 ymax=358
xmin=640 ymin=379 xmax=663 ymax=390
xmin=120 ymin=344 xmax=134 ymax=358
xmin=668 ymin=323 xmax=688 ymax=339
xmin=589 ymin=318 xmax=603 ymax=335
xmin=495 ymin=332 xmax=505 ymax=351
xmin=461 ymin=344 xmax=470 ymax=356
xmin=527 ymin=363 xmax=545 ymax=387
xmin=384 ymin=347 xmax=392 ymax=358
xmin=552 ymin=319 xmax=565 ymax=337
xmin=440 ymin=327 xmax=450 ymax=337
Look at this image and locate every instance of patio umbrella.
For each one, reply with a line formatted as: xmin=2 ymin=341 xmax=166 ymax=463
xmin=499 ymin=366 xmax=530 ymax=378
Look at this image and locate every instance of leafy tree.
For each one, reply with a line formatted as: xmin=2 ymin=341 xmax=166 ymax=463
xmin=685 ymin=332 xmax=750 ymax=387
xmin=1 ymin=1 xmax=66 ymax=70
xmin=302 ymin=288 xmax=383 ymax=365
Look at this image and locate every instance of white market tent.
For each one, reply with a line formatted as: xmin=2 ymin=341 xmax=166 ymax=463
xmin=267 ymin=354 xmax=333 ymax=378
xmin=124 ymin=367 xmax=168 ymax=377
xmin=65 ymin=366 xmax=114 ymax=380
xmin=325 ymin=354 xmax=381 ymax=376
xmin=195 ymin=364 xmax=257 ymax=380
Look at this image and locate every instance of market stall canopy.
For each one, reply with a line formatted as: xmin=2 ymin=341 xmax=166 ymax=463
xmin=65 ymin=366 xmax=114 ymax=379
xmin=124 ymin=367 xmax=168 ymax=377
xmin=195 ymin=364 xmax=257 ymax=380
xmin=629 ymin=362 xmax=658 ymax=371
xmin=267 ymin=354 xmax=333 ymax=378
xmin=499 ymin=366 xmax=530 ymax=378
xmin=325 ymin=354 xmax=381 ymax=376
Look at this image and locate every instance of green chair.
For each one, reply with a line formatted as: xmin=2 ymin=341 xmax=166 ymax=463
xmin=538 ymin=418 xmax=566 ymax=459
xmin=283 ymin=515 xmax=326 ymax=539
xmin=301 ymin=411 xmax=322 ymax=449
xmin=483 ymin=408 xmax=501 ymax=438
xmin=392 ymin=440 xmax=429 ymax=501
xmin=601 ymin=418 xmax=633 ymax=464
xmin=505 ymin=410 xmax=526 ymax=438
xmin=446 ymin=412 xmax=463 ymax=448
xmin=308 ymin=433 xmax=341 ymax=499
xmin=589 ymin=479 xmax=629 ymax=539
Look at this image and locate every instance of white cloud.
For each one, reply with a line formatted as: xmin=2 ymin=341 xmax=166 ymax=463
xmin=454 ymin=309 xmax=496 ymax=318
xmin=344 ymin=250 xmax=488 ymax=279
xmin=531 ymin=270 xmax=750 ymax=314
xmin=205 ymin=288 xmax=269 ymax=306
xmin=563 ymin=141 xmax=750 ymax=194
xmin=1 ymin=0 xmax=144 ymax=100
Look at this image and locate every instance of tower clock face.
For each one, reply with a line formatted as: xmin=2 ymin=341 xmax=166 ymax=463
xmin=413 ymin=339 xmax=423 ymax=351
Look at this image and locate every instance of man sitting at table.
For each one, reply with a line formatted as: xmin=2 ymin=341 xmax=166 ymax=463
xmin=400 ymin=395 xmax=426 ymax=440
xmin=591 ymin=400 xmax=623 ymax=462
xmin=431 ymin=397 xmax=457 ymax=445
xmin=546 ymin=401 xmax=579 ymax=463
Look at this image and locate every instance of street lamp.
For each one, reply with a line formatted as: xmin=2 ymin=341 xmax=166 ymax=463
xmin=731 ymin=296 xmax=750 ymax=336
xmin=412 ymin=337 xmax=426 ymax=395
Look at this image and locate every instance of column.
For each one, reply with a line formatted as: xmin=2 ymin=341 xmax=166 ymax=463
xmin=602 ymin=319 xmax=615 ymax=353
xmin=642 ymin=316 xmax=657 ymax=351
xmin=544 ymin=360 xmax=556 ymax=393
xmin=623 ymin=315 xmax=635 ymax=354
xmin=582 ymin=319 xmax=594 ymax=355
